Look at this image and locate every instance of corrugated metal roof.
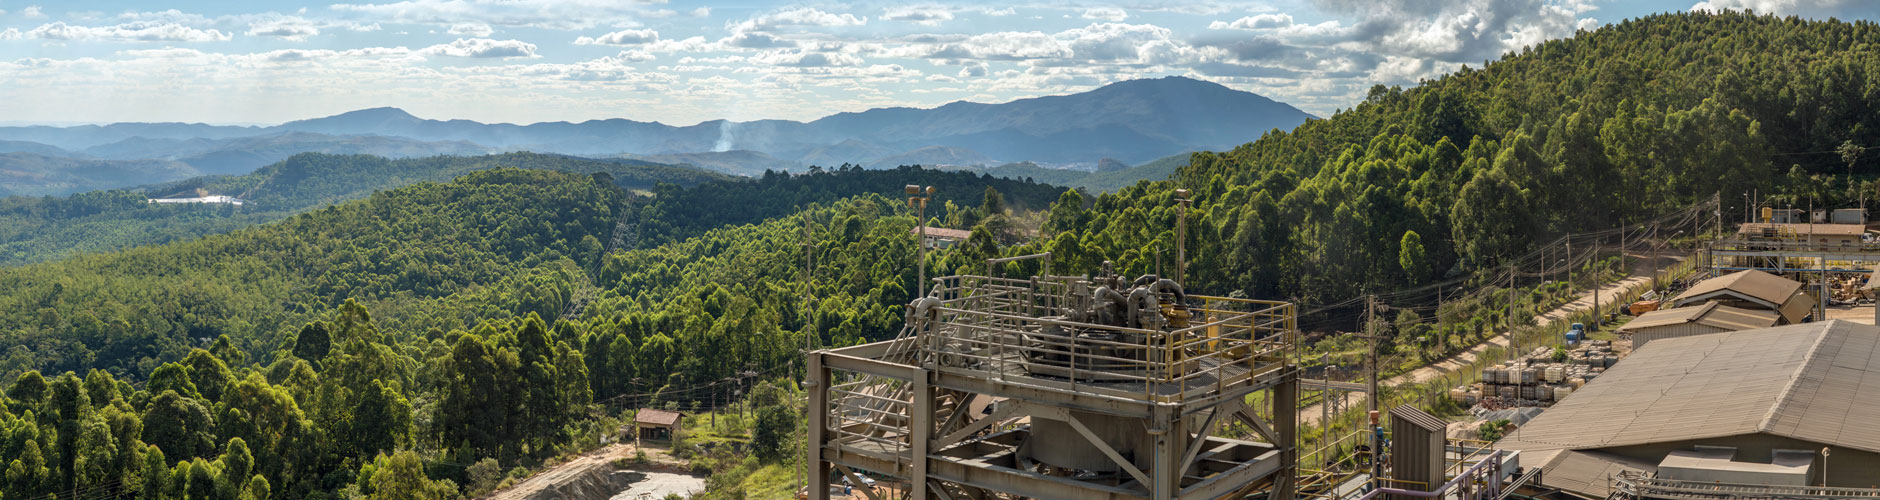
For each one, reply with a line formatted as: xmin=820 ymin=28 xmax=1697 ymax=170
xmin=1497 ymin=322 xmax=1880 ymax=497
xmin=635 ymin=408 xmax=683 ymax=426
xmin=1616 ymin=302 xmax=1779 ymax=333
xmin=1498 ymin=321 xmax=1880 ymax=456
xmin=1524 ymin=449 xmax=1656 ymax=498
xmin=1672 ymin=270 xmax=1804 ymax=309
xmin=1390 ymin=405 xmax=1446 ymax=433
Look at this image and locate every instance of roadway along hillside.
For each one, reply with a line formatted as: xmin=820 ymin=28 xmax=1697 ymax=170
xmin=1297 ymin=272 xmax=1656 ymax=426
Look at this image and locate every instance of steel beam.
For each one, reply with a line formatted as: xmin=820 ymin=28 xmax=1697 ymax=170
xmin=809 ymin=353 xmax=832 ymax=500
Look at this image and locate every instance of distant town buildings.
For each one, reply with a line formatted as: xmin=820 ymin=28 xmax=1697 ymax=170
xmin=910 ymin=226 xmax=970 ymax=249
xmin=148 ymin=195 xmax=245 ymax=206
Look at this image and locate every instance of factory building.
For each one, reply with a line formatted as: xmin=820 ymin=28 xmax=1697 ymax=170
xmin=1616 ymin=302 xmax=1779 ymax=348
xmin=1670 ymin=269 xmax=1815 ymax=324
xmin=1496 ymin=321 xmax=1880 ymax=497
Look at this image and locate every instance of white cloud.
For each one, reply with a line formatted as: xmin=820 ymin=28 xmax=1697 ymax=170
xmin=614 ymin=50 xmax=657 ymax=62
xmin=884 ymin=7 xmax=954 ymax=25
xmin=575 ymin=28 xmax=659 ymax=46
xmin=1081 ymin=7 xmax=1128 ymax=22
xmin=930 ymin=31 xmax=1071 ymax=60
xmin=1209 ymin=13 xmax=1293 ymax=30
xmin=754 ymin=50 xmax=863 ymax=67
xmin=419 ymin=38 xmax=539 ymax=58
xmin=721 ymin=31 xmax=795 ymax=49
xmin=247 ymin=15 xmax=322 ymax=41
xmin=642 ymin=35 xmax=712 ymax=53
xmin=28 ymin=21 xmax=234 ymax=42
xmin=329 ymin=0 xmax=659 ymax=30
xmin=0 ymin=28 xmax=18 ymax=40
xmin=21 ymin=5 xmax=43 ymax=18
xmin=1691 ymin=0 xmax=1802 ymax=12
xmin=691 ymin=7 xmax=712 ymax=17
xmin=447 ymin=23 xmax=494 ymax=36
xmin=730 ymin=7 xmax=866 ymax=33
xmin=1308 ymin=0 xmax=1592 ymax=63
xmin=959 ymin=62 xmax=988 ymax=77
xmin=1055 ymin=23 xmax=1192 ymax=65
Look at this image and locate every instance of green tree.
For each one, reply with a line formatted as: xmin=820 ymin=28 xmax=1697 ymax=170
xmin=7 ymin=371 xmax=49 ymax=408
xmin=366 ymin=451 xmax=458 ymax=500
xmin=143 ymin=392 xmax=217 ymax=461
xmin=1399 ymin=231 xmax=1430 ymax=285
xmin=292 ymin=321 xmax=333 ymax=365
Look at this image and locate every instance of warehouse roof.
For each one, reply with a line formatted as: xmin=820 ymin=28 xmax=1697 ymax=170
xmin=1672 ymin=270 xmax=1803 ymax=309
xmin=1615 ymin=302 xmax=1779 ymax=333
xmin=1498 ymin=321 xmax=1880 ymax=455
xmin=635 ymin=408 xmax=683 ymax=427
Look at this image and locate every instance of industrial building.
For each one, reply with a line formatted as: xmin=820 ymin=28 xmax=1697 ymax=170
xmin=1735 ymin=222 xmax=1866 ymax=246
xmin=1496 ymin=321 xmax=1880 ymax=497
xmin=911 ymin=226 xmax=973 ymax=249
xmin=1669 ymin=269 xmax=1814 ymax=324
xmin=1615 ymin=302 xmax=1778 ymax=348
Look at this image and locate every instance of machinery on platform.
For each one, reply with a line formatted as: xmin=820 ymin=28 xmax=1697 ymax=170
xmin=806 ymin=256 xmax=1301 ymax=500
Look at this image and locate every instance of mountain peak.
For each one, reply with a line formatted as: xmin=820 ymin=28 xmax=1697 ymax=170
xmin=326 ymin=107 xmax=419 ymax=121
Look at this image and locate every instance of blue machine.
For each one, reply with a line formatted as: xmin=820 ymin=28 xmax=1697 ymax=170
xmin=1565 ymin=322 xmax=1586 ymax=345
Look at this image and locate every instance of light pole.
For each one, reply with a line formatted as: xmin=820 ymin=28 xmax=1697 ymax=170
xmin=1175 ymin=189 xmax=1191 ymax=284
xmin=906 ymin=185 xmax=935 ymax=296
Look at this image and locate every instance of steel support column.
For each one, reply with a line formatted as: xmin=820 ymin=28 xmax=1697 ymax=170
xmin=912 ymin=373 xmax=932 ymax=500
xmin=1272 ymin=369 xmax=1297 ymax=500
xmin=809 ymin=353 xmax=832 ymax=500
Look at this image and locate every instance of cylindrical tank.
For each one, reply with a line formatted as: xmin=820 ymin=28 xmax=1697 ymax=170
xmin=1021 ymin=409 xmax=1155 ymax=472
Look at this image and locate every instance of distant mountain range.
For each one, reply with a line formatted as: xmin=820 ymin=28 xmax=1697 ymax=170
xmin=0 ymin=76 xmax=1313 ymax=195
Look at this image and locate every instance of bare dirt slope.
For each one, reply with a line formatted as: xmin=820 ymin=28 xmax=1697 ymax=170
xmin=482 ymin=444 xmax=694 ymax=500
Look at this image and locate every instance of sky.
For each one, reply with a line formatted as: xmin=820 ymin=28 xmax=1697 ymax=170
xmin=0 ymin=0 xmax=1875 ymax=126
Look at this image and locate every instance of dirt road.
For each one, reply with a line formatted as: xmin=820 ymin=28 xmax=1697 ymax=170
xmin=1297 ymin=273 xmax=1653 ymax=426
xmin=483 ymin=444 xmax=639 ymax=500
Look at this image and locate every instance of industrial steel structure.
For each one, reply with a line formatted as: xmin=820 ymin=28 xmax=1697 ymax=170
xmin=806 ymin=260 xmax=1303 ymax=500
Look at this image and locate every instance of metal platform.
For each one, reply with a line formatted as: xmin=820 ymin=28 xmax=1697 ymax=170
xmin=808 ymin=273 xmax=1301 ymax=500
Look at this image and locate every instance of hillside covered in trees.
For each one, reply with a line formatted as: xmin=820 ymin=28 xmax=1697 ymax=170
xmin=1021 ymin=11 xmax=1880 ymax=307
xmin=0 ymin=152 xmax=728 ymax=267
xmin=0 ymin=156 xmax=1058 ymax=498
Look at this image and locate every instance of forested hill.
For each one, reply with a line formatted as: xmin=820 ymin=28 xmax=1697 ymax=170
xmin=0 ymin=168 xmax=626 ymax=378
xmin=0 ymin=160 xmax=1040 ymax=498
xmin=1016 ymin=11 xmax=1880 ymax=306
xmin=0 ymin=152 xmax=729 ymax=267
xmin=635 ymin=165 xmax=1068 ymax=246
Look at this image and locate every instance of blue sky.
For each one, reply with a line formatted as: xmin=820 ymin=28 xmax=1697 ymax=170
xmin=0 ymin=0 xmax=1874 ymax=126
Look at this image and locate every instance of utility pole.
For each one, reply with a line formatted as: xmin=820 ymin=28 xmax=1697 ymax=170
xmin=1508 ymin=263 xmax=1517 ymax=335
xmin=1366 ymin=294 xmax=1379 ymax=414
xmin=800 ymin=212 xmax=813 ymax=500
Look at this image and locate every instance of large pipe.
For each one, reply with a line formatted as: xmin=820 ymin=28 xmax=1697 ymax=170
xmin=1127 ymin=286 xmax=1152 ymax=329
xmin=1093 ymin=287 xmax=1126 ymax=326
xmin=1150 ymin=278 xmax=1186 ymax=304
